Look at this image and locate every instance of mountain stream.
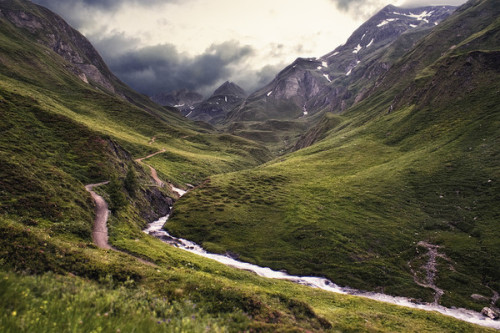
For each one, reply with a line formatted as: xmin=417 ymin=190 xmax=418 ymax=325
xmin=143 ymin=185 xmax=500 ymax=330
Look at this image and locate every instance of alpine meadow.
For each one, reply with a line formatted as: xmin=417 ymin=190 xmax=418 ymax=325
xmin=0 ymin=0 xmax=499 ymax=332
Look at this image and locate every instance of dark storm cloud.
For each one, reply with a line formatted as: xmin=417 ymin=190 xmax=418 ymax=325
xmin=32 ymin=0 xmax=180 ymax=31
xmin=106 ymin=41 xmax=255 ymax=96
xmin=91 ymin=32 xmax=142 ymax=59
xmin=255 ymin=64 xmax=286 ymax=87
xmin=33 ymin=0 xmax=176 ymax=12
xmin=30 ymin=0 xmax=268 ymax=96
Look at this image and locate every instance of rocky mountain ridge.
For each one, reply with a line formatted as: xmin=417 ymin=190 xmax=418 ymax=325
xmin=226 ymin=5 xmax=456 ymax=124
xmin=150 ymin=88 xmax=204 ymax=115
xmin=0 ymin=0 xmax=119 ymax=94
xmin=185 ymin=81 xmax=247 ymax=124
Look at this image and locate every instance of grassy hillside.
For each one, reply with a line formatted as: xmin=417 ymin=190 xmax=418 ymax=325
xmin=0 ymin=0 xmax=271 ymax=226
xmin=1 ymin=0 xmax=498 ymax=331
xmin=1 ymin=214 xmax=495 ymax=332
xmin=167 ymin=0 xmax=500 ymax=311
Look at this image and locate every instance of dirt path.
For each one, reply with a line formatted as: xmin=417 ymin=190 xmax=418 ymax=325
xmin=135 ymin=148 xmax=166 ymax=163
xmin=135 ymin=149 xmax=166 ymax=187
xmin=85 ymin=182 xmax=157 ymax=266
xmin=85 ymin=182 xmax=111 ymax=250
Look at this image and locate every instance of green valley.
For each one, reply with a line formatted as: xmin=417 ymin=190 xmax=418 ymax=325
xmin=167 ymin=0 xmax=500 ymax=313
xmin=0 ymin=0 xmax=499 ymax=331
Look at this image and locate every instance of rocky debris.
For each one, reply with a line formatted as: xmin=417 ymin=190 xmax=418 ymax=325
xmin=408 ymin=241 xmax=454 ymax=305
xmin=481 ymin=307 xmax=500 ymax=320
xmin=471 ymin=294 xmax=491 ymax=302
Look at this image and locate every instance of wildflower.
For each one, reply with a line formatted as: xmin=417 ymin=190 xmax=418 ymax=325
xmin=116 ymin=330 xmax=121 ymax=333
xmin=104 ymin=312 xmax=109 ymax=317
xmin=11 ymin=311 xmax=17 ymax=316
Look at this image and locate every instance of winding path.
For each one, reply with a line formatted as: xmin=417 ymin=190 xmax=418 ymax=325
xmin=85 ymin=148 xmax=183 ymax=250
xmin=135 ymin=149 xmax=166 ymax=187
xmin=84 ymin=149 xmax=499 ymax=329
xmin=85 ymin=182 xmax=111 ymax=250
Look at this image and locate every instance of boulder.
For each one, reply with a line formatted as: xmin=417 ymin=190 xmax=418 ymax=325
xmin=481 ymin=307 xmax=499 ymax=320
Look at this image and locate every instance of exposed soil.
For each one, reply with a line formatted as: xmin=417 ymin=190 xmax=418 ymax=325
xmin=84 ymin=182 xmax=111 ymax=250
xmin=135 ymin=149 xmax=166 ymax=187
xmin=85 ymin=181 xmax=157 ymax=266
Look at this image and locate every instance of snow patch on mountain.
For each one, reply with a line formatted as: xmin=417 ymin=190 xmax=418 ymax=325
xmin=393 ymin=10 xmax=434 ymax=23
xmin=377 ymin=18 xmax=397 ymax=27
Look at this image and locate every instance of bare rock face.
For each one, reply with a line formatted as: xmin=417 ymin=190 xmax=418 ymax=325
xmin=150 ymin=88 xmax=204 ymax=111
xmin=229 ymin=5 xmax=457 ymax=123
xmin=141 ymin=188 xmax=173 ymax=223
xmin=1 ymin=3 xmax=118 ymax=94
xmin=5 ymin=9 xmax=42 ymax=32
xmin=185 ymin=81 xmax=248 ymax=124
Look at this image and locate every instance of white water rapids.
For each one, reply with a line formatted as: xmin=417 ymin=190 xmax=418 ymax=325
xmin=143 ymin=187 xmax=500 ymax=330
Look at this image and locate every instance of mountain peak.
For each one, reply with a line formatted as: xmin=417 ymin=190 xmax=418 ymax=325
xmin=213 ymin=81 xmax=246 ymax=98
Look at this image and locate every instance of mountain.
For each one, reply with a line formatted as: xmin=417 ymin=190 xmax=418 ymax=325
xmin=185 ymin=81 xmax=247 ymax=124
xmin=168 ymin=0 xmax=500 ymax=313
xmin=224 ymin=5 xmax=456 ymax=152
xmin=150 ymin=88 xmax=203 ymax=115
xmin=1 ymin=0 xmax=498 ymax=331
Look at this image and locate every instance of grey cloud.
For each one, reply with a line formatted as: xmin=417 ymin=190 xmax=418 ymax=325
xmin=32 ymin=0 xmax=183 ymax=31
xmin=255 ymin=64 xmax=285 ymax=87
xmin=90 ymin=32 xmax=142 ymax=59
xmin=32 ymin=0 xmax=267 ymax=96
xmin=33 ymin=0 xmax=178 ymax=12
xmin=331 ymin=0 xmax=464 ymax=19
xmin=106 ymin=41 xmax=255 ymax=96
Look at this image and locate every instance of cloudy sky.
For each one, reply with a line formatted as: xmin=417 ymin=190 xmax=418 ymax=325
xmin=32 ymin=0 xmax=466 ymax=97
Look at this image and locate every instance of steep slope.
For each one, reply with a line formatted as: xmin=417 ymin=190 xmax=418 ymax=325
xmin=182 ymin=81 xmax=247 ymax=124
xmin=1 ymin=0 xmax=498 ymax=331
xmin=168 ymin=0 xmax=500 ymax=312
xmin=150 ymin=88 xmax=203 ymax=115
xmin=223 ymin=5 xmax=456 ymax=153
xmin=0 ymin=0 xmax=269 ymax=270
